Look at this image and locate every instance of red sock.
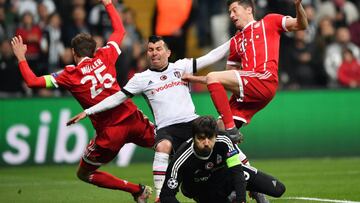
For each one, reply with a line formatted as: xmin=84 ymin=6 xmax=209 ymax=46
xmin=90 ymin=170 xmax=141 ymax=194
xmin=207 ymin=82 xmax=235 ymax=129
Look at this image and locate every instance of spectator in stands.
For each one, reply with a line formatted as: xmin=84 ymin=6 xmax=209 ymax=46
xmin=117 ymin=7 xmax=144 ymax=87
xmin=316 ymin=0 xmax=359 ymax=26
xmin=40 ymin=12 xmax=65 ymax=73
xmin=0 ymin=1 xmax=17 ymax=40
xmin=195 ymin=0 xmax=229 ymax=48
xmin=89 ymin=0 xmax=123 ymax=39
xmin=337 ymin=47 xmax=360 ymax=88
xmin=37 ymin=2 xmax=50 ymax=29
xmin=152 ymin=0 xmax=194 ymax=61
xmin=324 ymin=26 xmax=360 ymax=87
xmin=349 ymin=18 xmax=360 ymax=47
xmin=62 ymin=6 xmax=90 ymax=47
xmin=15 ymin=12 xmax=43 ymax=74
xmin=15 ymin=0 xmax=37 ymax=19
xmin=0 ymin=40 xmax=25 ymax=97
xmin=283 ymin=30 xmax=318 ymax=89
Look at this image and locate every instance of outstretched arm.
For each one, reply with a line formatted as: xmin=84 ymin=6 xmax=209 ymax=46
xmin=103 ymin=0 xmax=126 ymax=45
xmin=182 ymin=73 xmax=207 ymax=84
xmin=67 ymin=91 xmax=128 ymax=125
xmin=11 ymin=36 xmax=53 ymax=88
xmin=195 ymin=40 xmax=230 ymax=72
xmin=285 ymin=0 xmax=308 ymax=31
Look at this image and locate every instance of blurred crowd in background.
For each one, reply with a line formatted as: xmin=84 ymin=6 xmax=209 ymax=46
xmin=1 ymin=0 xmax=360 ymax=98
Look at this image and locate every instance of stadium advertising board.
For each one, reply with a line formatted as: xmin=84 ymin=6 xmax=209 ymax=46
xmin=1 ymin=90 xmax=360 ymax=166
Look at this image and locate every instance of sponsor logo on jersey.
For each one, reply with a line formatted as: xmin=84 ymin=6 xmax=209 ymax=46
xmin=167 ymin=178 xmax=178 ymax=189
xmin=160 ymin=75 xmax=167 ymax=81
xmin=254 ymin=22 xmax=260 ymax=28
xmin=173 ymin=71 xmax=181 ymax=78
xmin=205 ymin=162 xmax=214 ymax=170
xmin=216 ymin=154 xmax=222 ymax=164
xmin=150 ymin=81 xmax=188 ymax=95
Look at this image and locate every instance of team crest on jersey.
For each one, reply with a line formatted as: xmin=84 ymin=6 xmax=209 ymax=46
xmin=243 ymin=78 xmax=248 ymax=85
xmin=173 ymin=71 xmax=181 ymax=78
xmin=160 ymin=75 xmax=167 ymax=81
xmin=216 ymin=154 xmax=222 ymax=164
xmin=205 ymin=162 xmax=214 ymax=170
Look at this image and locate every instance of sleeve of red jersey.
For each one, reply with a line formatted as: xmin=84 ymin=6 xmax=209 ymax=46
xmin=18 ymin=60 xmax=47 ymax=88
xmin=265 ymin=13 xmax=290 ymax=33
xmin=227 ymin=37 xmax=242 ymax=68
xmin=106 ymin=3 xmax=125 ymax=45
xmin=94 ymin=4 xmax=124 ymax=67
xmin=99 ymin=3 xmax=124 ymax=65
xmin=49 ymin=66 xmax=74 ymax=89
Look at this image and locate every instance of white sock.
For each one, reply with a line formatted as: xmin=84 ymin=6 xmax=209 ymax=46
xmin=153 ymin=152 xmax=169 ymax=198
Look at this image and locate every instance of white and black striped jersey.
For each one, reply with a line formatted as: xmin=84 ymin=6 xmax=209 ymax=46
xmin=122 ymin=59 xmax=199 ymax=129
xmin=160 ymin=134 xmax=246 ymax=203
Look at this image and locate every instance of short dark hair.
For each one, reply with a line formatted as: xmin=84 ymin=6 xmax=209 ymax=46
xmin=192 ymin=116 xmax=218 ymax=138
xmin=148 ymin=35 xmax=169 ymax=49
xmin=71 ymin=33 xmax=96 ymax=58
xmin=226 ymin=0 xmax=255 ymax=16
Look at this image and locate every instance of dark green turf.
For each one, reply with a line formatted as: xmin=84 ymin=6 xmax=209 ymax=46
xmin=1 ymin=158 xmax=359 ymax=203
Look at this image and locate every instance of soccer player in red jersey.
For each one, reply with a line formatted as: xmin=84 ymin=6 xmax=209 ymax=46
xmin=11 ymin=0 xmax=153 ymax=202
xmin=184 ymin=0 xmax=308 ymax=135
xmin=182 ymin=1 xmax=308 ymax=201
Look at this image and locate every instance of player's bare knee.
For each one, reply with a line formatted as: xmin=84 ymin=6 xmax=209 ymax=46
xmin=155 ymin=140 xmax=172 ymax=154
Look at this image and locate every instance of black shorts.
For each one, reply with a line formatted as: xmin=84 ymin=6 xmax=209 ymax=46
xmin=154 ymin=120 xmax=194 ymax=153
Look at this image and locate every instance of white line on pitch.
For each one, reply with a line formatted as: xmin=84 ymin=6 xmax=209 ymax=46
xmin=281 ymin=197 xmax=360 ymax=203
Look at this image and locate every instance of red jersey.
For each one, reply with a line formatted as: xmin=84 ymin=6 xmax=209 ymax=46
xmin=50 ymin=42 xmax=137 ymax=129
xmin=227 ymin=14 xmax=288 ymax=79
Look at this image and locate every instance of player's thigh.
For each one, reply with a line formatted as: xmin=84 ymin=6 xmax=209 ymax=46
xmin=82 ymin=138 xmax=120 ymax=165
xmin=207 ymin=70 xmax=239 ymax=93
xmin=126 ymin=110 xmax=155 ymax=148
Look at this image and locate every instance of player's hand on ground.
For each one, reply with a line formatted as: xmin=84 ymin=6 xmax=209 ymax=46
xmin=100 ymin=0 xmax=112 ymax=6
xmin=182 ymin=74 xmax=207 ymax=84
xmin=66 ymin=112 xmax=87 ymax=126
xmin=11 ymin=36 xmax=27 ymax=61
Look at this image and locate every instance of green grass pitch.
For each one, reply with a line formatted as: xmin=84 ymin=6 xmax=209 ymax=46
xmin=1 ymin=157 xmax=359 ymax=203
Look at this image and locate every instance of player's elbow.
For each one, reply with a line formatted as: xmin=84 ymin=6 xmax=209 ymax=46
xmin=26 ymin=82 xmax=38 ymax=88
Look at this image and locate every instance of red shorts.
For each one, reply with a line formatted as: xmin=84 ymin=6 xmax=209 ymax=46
xmin=82 ymin=110 xmax=155 ymax=166
xmin=230 ymin=70 xmax=278 ymax=126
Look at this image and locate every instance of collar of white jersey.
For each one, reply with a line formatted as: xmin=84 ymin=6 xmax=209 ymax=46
xmin=77 ymin=57 xmax=91 ymax=65
xmin=149 ymin=63 xmax=169 ymax=72
xmin=242 ymin=20 xmax=257 ymax=31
